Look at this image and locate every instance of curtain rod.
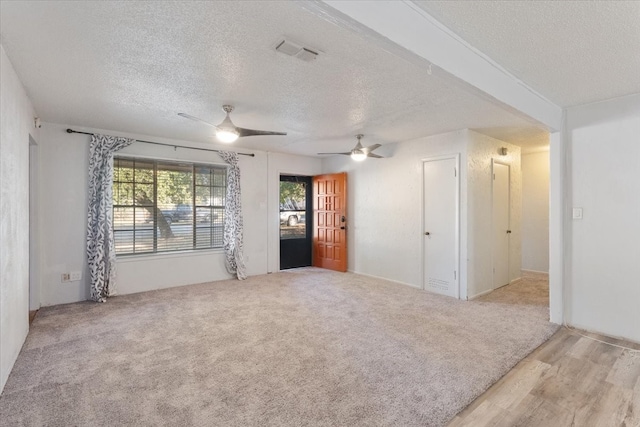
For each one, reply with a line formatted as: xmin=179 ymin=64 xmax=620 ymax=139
xmin=66 ymin=129 xmax=255 ymax=157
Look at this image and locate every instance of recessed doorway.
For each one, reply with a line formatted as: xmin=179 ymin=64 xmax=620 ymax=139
xmin=279 ymin=175 xmax=312 ymax=270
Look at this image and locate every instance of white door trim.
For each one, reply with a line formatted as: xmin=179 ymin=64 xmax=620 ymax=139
xmin=421 ymin=153 xmax=460 ymax=299
xmin=29 ymin=136 xmax=41 ymax=311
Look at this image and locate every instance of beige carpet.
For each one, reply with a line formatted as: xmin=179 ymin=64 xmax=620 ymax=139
xmin=0 ymin=269 xmax=557 ymax=426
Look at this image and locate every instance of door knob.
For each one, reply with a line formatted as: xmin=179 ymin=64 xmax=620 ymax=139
xmin=340 ymin=226 xmax=346 ymax=230
xmin=506 ymin=230 xmax=512 ymax=234
xmin=425 ymin=232 xmax=430 ymax=236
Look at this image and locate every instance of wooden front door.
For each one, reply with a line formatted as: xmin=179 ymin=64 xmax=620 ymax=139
xmin=313 ymin=173 xmax=347 ymax=272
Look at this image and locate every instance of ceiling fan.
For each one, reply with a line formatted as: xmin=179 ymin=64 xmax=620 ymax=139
xmin=318 ymin=134 xmax=383 ymax=161
xmin=178 ymin=105 xmax=287 ymax=143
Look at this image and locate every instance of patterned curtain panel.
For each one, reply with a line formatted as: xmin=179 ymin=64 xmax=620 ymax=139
xmin=87 ymin=134 xmax=134 ymax=302
xmin=217 ymin=151 xmax=247 ymax=280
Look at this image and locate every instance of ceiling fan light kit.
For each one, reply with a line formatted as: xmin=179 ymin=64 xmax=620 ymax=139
xmin=319 ymin=134 xmax=383 ymax=161
xmin=216 ymin=129 xmax=239 ymax=143
xmin=350 ymin=149 xmax=367 ymax=161
xmin=216 ymin=106 xmax=240 ymax=143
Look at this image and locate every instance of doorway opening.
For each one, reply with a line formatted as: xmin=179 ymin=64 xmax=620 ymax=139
xmin=279 ymin=175 xmax=312 ymax=270
xmin=521 ymin=149 xmax=550 ymax=277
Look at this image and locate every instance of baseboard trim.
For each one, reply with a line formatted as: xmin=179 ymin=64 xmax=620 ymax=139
xmin=469 ymin=277 xmax=522 ymax=300
xmin=347 ymin=270 xmax=421 ymax=290
xmin=521 ymin=269 xmax=549 ymax=277
xmin=468 ymin=288 xmax=493 ymax=300
xmin=564 ymin=322 xmax=640 ymax=346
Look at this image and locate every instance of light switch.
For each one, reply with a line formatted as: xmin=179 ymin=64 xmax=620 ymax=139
xmin=572 ymin=208 xmax=583 ymax=220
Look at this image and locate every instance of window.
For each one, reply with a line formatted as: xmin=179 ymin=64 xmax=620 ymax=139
xmin=279 ymin=179 xmax=308 ymax=239
xmin=113 ymin=156 xmax=226 ymax=255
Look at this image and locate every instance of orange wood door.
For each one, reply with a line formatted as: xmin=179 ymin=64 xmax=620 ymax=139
xmin=313 ymin=173 xmax=347 ymax=272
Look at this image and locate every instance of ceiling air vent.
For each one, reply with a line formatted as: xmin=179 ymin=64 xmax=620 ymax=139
xmin=275 ymin=39 xmax=319 ymax=62
xmin=295 ymin=47 xmax=318 ymax=62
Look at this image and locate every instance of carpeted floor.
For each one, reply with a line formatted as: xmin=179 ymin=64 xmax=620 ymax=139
xmin=0 ymin=269 xmax=557 ymax=426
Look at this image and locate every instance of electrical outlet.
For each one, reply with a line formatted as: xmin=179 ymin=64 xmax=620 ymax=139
xmin=61 ymin=273 xmax=70 ymax=282
xmin=70 ymin=271 xmax=82 ymax=281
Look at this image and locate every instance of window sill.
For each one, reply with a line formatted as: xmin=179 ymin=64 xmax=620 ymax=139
xmin=116 ymin=248 xmax=224 ymax=263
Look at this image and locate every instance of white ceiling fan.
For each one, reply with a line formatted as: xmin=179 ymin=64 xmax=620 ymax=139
xmin=318 ymin=134 xmax=383 ymax=161
xmin=179 ymin=105 xmax=287 ymax=143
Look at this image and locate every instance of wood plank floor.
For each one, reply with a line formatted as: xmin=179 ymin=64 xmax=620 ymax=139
xmin=449 ymin=327 xmax=640 ymax=426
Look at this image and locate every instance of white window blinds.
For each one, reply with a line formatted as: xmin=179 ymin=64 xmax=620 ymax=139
xmin=113 ymin=156 xmax=226 ymax=255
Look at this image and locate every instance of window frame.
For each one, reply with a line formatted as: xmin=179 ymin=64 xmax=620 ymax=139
xmin=112 ymin=154 xmax=228 ymax=257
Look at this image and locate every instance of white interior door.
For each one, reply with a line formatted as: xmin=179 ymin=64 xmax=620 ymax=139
xmin=423 ymin=156 xmax=459 ymax=298
xmin=492 ymin=161 xmax=510 ymax=289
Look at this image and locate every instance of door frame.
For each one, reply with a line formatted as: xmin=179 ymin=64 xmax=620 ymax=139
xmin=29 ymin=136 xmax=40 ymax=311
xmin=421 ymin=153 xmax=460 ymax=299
xmin=275 ymin=171 xmax=314 ymax=272
xmin=491 ymin=159 xmax=511 ymax=290
xmin=279 ymin=174 xmax=313 ymax=270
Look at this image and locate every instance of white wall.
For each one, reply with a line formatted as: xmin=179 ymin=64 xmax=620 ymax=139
xmin=466 ymin=131 xmax=522 ymax=298
xmin=549 ymin=131 xmax=564 ymax=325
xmin=321 ymin=129 xmax=522 ymax=300
xmin=114 ymin=138 xmax=269 ymax=295
xmin=521 ymin=150 xmax=550 ymax=273
xmin=0 ymin=45 xmax=39 ymax=392
xmin=322 ymin=130 xmax=470 ymax=294
xmin=35 ymin=123 xmax=319 ymax=306
xmin=565 ymin=94 xmax=640 ymax=343
xmin=37 ymin=124 xmax=90 ymax=304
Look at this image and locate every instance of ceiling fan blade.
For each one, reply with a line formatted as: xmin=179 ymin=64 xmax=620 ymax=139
xmin=236 ymin=127 xmax=287 ymax=137
xmin=177 ymin=113 xmax=219 ymax=129
xmin=317 ymin=135 xmax=384 ymax=159
xmin=362 ymin=143 xmax=381 ymax=154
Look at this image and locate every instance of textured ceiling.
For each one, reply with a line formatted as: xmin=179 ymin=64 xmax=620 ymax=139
xmin=0 ymin=1 xmax=551 ymax=155
xmin=413 ymin=0 xmax=640 ymax=107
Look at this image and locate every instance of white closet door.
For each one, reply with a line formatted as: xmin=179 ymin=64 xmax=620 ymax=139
xmin=423 ymin=157 xmax=459 ymax=298
xmin=492 ymin=161 xmax=511 ymax=289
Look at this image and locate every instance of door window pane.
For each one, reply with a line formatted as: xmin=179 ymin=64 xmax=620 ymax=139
xmin=280 ymin=181 xmax=307 ymax=239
